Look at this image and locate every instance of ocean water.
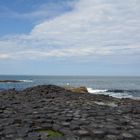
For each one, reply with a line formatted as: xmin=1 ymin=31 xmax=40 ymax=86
xmin=0 ymin=75 xmax=140 ymax=99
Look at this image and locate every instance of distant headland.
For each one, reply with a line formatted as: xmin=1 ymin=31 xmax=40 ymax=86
xmin=0 ymin=80 xmax=21 ymax=83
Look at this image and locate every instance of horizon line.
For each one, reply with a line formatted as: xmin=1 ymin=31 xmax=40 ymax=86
xmin=0 ymin=74 xmax=140 ymax=77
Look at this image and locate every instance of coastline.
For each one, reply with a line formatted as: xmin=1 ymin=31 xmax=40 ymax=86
xmin=0 ymin=76 xmax=140 ymax=100
xmin=0 ymin=80 xmax=21 ymax=83
xmin=0 ymin=85 xmax=140 ymax=140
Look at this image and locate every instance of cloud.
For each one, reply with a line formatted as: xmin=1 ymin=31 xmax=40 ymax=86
xmin=0 ymin=53 xmax=10 ymax=59
xmin=0 ymin=0 xmax=140 ymax=61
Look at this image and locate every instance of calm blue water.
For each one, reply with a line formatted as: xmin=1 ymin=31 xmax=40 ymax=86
xmin=0 ymin=75 xmax=140 ymax=99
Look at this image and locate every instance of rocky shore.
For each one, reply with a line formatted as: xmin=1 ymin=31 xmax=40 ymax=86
xmin=0 ymin=80 xmax=21 ymax=83
xmin=0 ymin=85 xmax=140 ymax=140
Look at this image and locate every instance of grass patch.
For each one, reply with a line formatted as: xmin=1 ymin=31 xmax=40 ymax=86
xmin=47 ymin=130 xmax=63 ymax=137
xmin=36 ymin=129 xmax=64 ymax=138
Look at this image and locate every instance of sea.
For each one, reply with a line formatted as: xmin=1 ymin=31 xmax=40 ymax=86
xmin=0 ymin=75 xmax=140 ymax=99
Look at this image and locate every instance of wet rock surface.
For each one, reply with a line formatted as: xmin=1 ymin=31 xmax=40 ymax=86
xmin=0 ymin=85 xmax=140 ymax=140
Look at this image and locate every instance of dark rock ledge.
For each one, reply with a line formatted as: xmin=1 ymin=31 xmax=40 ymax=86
xmin=0 ymin=80 xmax=21 ymax=83
xmin=0 ymin=85 xmax=140 ymax=140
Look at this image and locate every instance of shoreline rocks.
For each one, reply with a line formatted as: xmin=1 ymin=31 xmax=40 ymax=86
xmin=0 ymin=80 xmax=21 ymax=83
xmin=64 ymin=86 xmax=88 ymax=93
xmin=0 ymin=85 xmax=140 ymax=140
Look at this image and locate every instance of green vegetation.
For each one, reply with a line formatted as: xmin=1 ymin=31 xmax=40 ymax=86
xmin=36 ymin=129 xmax=64 ymax=138
xmin=46 ymin=130 xmax=63 ymax=137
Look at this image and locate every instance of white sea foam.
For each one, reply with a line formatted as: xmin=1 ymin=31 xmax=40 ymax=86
xmin=20 ymin=80 xmax=33 ymax=83
xmin=106 ymin=92 xmax=133 ymax=99
xmin=87 ymin=88 xmax=107 ymax=94
xmin=87 ymin=87 xmax=133 ymax=99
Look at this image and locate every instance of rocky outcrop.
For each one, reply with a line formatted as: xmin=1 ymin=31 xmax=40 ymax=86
xmin=65 ymin=86 xmax=88 ymax=93
xmin=0 ymin=85 xmax=140 ymax=140
xmin=23 ymin=85 xmax=68 ymax=94
xmin=0 ymin=80 xmax=21 ymax=83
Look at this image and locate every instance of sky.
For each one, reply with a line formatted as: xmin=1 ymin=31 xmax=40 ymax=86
xmin=0 ymin=0 xmax=140 ymax=75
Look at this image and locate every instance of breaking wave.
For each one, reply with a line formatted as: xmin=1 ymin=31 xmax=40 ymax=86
xmin=19 ymin=80 xmax=33 ymax=83
xmin=87 ymin=88 xmax=107 ymax=93
xmin=87 ymin=88 xmax=140 ymax=99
